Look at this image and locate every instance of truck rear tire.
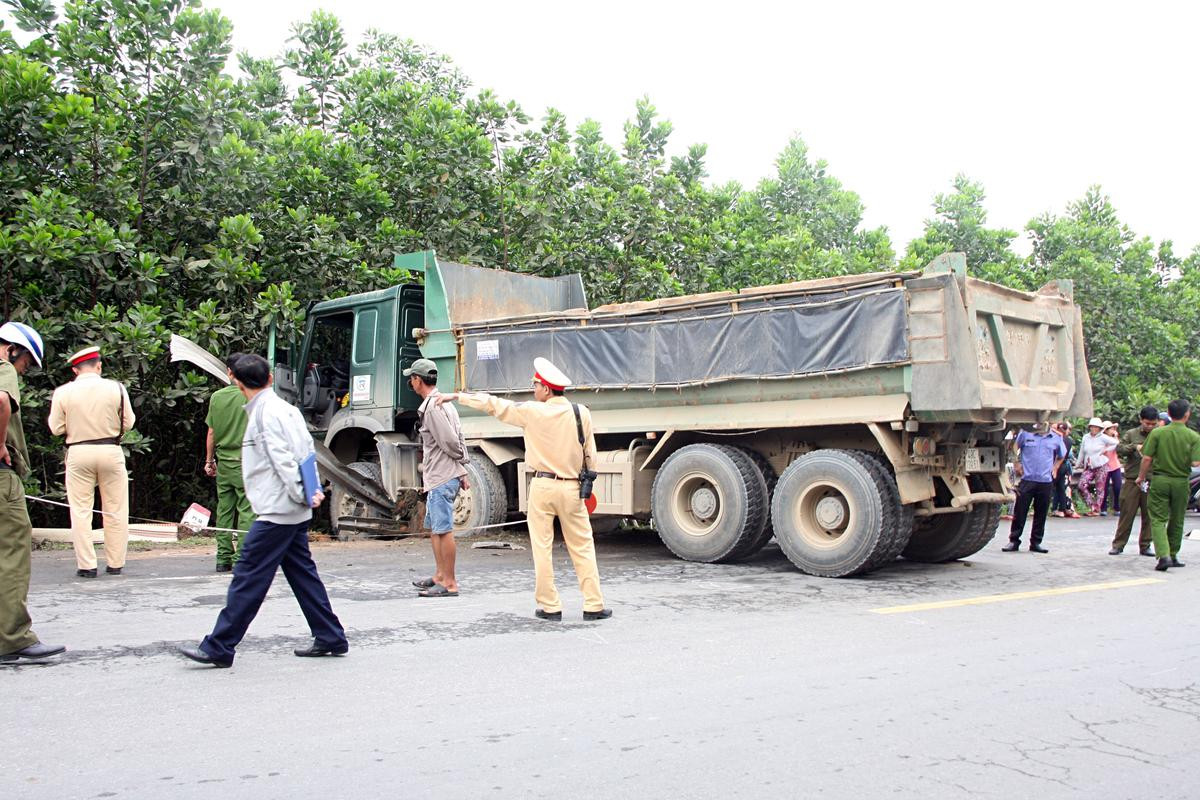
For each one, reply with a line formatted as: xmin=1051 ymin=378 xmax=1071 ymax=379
xmin=332 ymin=461 xmax=387 ymax=541
xmin=726 ymin=447 xmax=778 ymax=561
xmin=453 ymin=451 xmax=508 ymax=535
xmin=770 ymin=449 xmax=902 ymax=577
xmin=902 ymin=502 xmax=1001 ymax=563
xmin=651 ymin=443 xmax=768 ymax=563
xmin=851 ymin=450 xmax=914 ymax=571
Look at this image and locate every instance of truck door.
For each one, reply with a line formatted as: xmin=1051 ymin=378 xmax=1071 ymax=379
xmin=348 ymin=303 xmax=391 ymax=411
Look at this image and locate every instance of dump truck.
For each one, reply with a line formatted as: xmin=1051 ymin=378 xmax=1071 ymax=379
xmin=267 ymin=250 xmax=1092 ymax=577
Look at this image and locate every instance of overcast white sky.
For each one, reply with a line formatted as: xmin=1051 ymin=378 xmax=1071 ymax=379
xmin=11 ymin=1 xmax=1200 ymax=255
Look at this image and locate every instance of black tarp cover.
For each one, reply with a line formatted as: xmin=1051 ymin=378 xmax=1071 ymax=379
xmin=461 ymin=284 xmax=910 ymax=391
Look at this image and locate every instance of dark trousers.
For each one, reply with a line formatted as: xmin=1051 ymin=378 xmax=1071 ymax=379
xmin=1051 ymin=464 xmax=1072 ymax=512
xmin=1102 ymin=469 xmax=1122 ymax=512
xmin=201 ymin=519 xmax=346 ymax=663
xmin=1009 ymin=479 xmax=1053 ymax=546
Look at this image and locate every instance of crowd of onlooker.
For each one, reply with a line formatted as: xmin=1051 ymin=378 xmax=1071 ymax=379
xmin=1004 ymin=402 xmax=1200 ymax=571
xmin=1007 ymin=412 xmax=1175 ymax=521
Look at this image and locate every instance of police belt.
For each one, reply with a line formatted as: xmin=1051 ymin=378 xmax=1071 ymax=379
xmin=64 ymin=437 xmax=121 ymax=447
xmin=533 ymin=471 xmax=578 ymax=481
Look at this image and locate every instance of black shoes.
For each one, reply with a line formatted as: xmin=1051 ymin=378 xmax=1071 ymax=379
xmin=1155 ymin=558 xmax=1171 ymax=572
xmin=1172 ymin=556 xmax=1185 ymax=568
xmin=1001 ymin=542 xmax=1020 ymax=552
xmin=177 ymin=645 xmax=231 ymax=668
xmin=0 ymin=642 xmax=66 ymax=663
xmin=1030 ymin=545 xmax=1049 ymax=554
xmin=105 ymin=566 xmax=122 ymax=575
xmin=215 ymin=563 xmax=232 ymax=573
xmin=294 ymin=641 xmax=349 ymax=658
xmin=76 ymin=568 xmax=97 ymax=578
xmin=583 ymin=608 xmax=613 ymax=621
xmin=1139 ymin=548 xmax=1155 ymax=557
xmin=535 ymin=609 xmax=562 ymax=621
xmin=1108 ymin=548 xmax=1122 ymax=555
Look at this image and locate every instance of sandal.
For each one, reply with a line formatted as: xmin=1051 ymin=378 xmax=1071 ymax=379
xmin=412 ymin=577 xmax=437 ymax=589
xmin=418 ymin=584 xmax=459 ymax=597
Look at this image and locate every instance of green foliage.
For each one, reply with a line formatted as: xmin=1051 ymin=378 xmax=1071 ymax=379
xmin=3 ymin=0 xmax=1195 ymax=523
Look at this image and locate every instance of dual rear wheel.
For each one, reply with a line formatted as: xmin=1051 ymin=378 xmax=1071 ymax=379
xmin=651 ymin=445 xmax=997 ymax=577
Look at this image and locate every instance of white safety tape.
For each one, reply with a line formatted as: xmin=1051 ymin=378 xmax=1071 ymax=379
xmin=25 ymin=495 xmax=249 ymax=535
xmin=27 ymin=494 xmax=530 ymax=537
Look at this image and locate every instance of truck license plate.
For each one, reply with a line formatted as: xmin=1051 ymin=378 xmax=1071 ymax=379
xmin=965 ymin=447 xmax=999 ymax=472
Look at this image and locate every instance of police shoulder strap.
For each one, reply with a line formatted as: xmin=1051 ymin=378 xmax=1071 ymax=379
xmin=113 ymin=381 xmax=128 ymax=442
xmin=570 ymin=402 xmax=589 ymax=471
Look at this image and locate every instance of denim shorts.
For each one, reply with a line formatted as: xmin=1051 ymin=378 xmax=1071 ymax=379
xmin=425 ymin=477 xmax=462 ymax=534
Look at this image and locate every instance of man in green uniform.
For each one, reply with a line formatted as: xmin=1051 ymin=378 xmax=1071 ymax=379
xmin=0 ymin=321 xmax=65 ymax=662
xmin=1108 ymin=406 xmax=1159 ymax=556
xmin=1135 ymin=398 xmax=1200 ymax=572
xmin=204 ymin=353 xmax=254 ymax=572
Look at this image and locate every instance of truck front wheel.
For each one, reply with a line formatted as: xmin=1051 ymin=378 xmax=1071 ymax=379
xmin=650 ymin=444 xmax=768 ymax=563
xmin=331 ymin=461 xmax=387 ymax=541
xmin=770 ymin=449 xmax=902 ymax=577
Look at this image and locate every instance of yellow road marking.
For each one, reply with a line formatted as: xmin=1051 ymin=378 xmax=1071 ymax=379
xmin=871 ymin=577 xmax=1165 ymax=615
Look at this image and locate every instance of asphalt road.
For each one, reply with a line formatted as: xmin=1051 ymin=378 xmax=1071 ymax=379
xmin=3 ymin=514 xmax=1198 ymax=799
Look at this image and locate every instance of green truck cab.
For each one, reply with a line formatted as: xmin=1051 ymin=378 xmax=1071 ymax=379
xmin=274 ymin=250 xmax=1092 ymax=578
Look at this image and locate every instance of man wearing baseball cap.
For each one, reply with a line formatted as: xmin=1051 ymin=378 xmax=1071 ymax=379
xmin=438 ymin=357 xmax=611 ymax=621
xmin=0 ymin=320 xmax=65 ymax=662
xmin=404 ymin=358 xmax=470 ymax=597
xmin=47 ymin=346 xmax=136 ymax=578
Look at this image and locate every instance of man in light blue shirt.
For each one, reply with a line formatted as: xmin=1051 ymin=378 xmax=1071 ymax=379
xmin=1003 ymin=423 xmax=1068 ymax=553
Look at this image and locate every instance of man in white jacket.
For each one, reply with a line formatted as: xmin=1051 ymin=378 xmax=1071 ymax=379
xmin=178 ymin=355 xmax=348 ymax=668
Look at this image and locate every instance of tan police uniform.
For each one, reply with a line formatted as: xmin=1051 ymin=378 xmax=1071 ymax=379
xmin=47 ymin=347 xmax=136 ymax=572
xmin=456 ymin=358 xmax=605 ymax=613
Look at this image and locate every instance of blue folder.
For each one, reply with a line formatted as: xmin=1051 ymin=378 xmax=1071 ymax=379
xmin=299 ymin=452 xmax=321 ymax=507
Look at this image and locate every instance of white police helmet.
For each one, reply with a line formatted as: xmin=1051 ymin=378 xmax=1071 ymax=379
xmin=0 ymin=321 xmax=45 ymax=367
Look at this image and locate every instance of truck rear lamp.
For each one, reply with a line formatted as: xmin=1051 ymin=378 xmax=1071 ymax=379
xmin=912 ymin=437 xmax=937 ymax=457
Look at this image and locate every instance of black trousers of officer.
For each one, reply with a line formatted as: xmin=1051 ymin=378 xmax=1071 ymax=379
xmin=1009 ymin=479 xmax=1054 ymax=547
xmin=201 ymin=519 xmax=346 ymax=663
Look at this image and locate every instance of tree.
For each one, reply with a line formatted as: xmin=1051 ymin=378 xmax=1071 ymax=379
xmin=903 ymin=174 xmax=1023 ymax=284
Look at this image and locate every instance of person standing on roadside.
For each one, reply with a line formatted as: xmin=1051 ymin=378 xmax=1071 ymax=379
xmin=178 ymin=355 xmax=347 ymax=668
xmin=1051 ymin=422 xmax=1080 ymax=518
xmin=1100 ymin=423 xmax=1122 ymax=516
xmin=1135 ymin=399 xmax=1200 ymax=572
xmin=438 ymin=357 xmax=612 ymax=621
xmin=404 ymin=358 xmax=469 ymax=598
xmin=204 ymin=353 xmax=255 ymax=573
xmin=1077 ymin=418 xmax=1117 ymax=516
xmin=1003 ymin=421 xmax=1067 ymax=554
xmin=1109 ymin=407 xmax=1159 ymax=556
xmin=47 ymin=346 xmax=136 ymax=578
xmin=0 ymin=321 xmax=65 ymax=663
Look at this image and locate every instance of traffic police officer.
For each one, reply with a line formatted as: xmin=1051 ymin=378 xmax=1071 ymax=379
xmin=439 ymin=357 xmax=612 ymax=621
xmin=0 ymin=320 xmax=65 ymax=662
xmin=47 ymin=346 xmax=136 ymax=578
